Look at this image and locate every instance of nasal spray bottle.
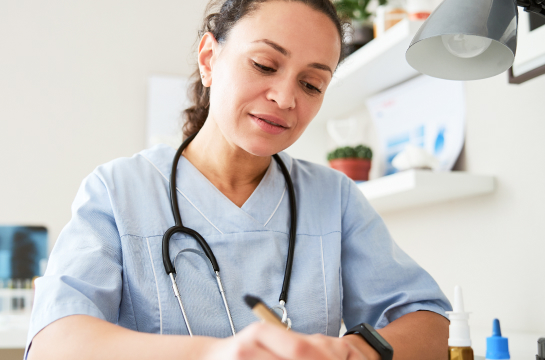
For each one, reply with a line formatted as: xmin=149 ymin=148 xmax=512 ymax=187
xmin=485 ymin=319 xmax=510 ymax=360
xmin=446 ymin=286 xmax=474 ymax=360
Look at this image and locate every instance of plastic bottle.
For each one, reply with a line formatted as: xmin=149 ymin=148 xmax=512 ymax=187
xmin=537 ymin=338 xmax=545 ymax=360
xmin=446 ymin=285 xmax=474 ymax=360
xmin=486 ymin=319 xmax=510 ymax=360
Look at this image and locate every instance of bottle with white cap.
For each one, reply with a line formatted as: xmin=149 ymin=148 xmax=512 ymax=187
xmin=446 ymin=285 xmax=474 ymax=360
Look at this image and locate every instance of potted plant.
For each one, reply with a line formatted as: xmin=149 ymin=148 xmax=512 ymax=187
xmin=327 ymin=145 xmax=373 ymax=181
xmin=334 ymin=0 xmax=387 ymax=55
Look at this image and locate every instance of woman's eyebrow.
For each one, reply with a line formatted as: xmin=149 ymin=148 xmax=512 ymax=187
xmin=252 ymin=39 xmax=332 ymax=75
xmin=252 ymin=39 xmax=291 ymax=56
xmin=309 ymin=62 xmax=332 ymax=75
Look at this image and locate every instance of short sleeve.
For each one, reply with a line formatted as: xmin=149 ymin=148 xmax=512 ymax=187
xmin=25 ymin=172 xmax=123 ymax=356
xmin=340 ymin=179 xmax=451 ymax=330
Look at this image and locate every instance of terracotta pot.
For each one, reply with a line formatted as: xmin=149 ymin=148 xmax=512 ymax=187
xmin=329 ymin=158 xmax=371 ymax=181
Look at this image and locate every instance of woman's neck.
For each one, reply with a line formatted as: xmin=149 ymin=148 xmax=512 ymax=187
xmin=182 ymin=119 xmax=271 ymax=207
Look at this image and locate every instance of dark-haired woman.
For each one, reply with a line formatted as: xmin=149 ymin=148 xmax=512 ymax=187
xmin=27 ymin=1 xmax=451 ymax=359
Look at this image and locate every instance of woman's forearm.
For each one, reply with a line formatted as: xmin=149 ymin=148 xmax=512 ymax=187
xmin=28 ymin=315 xmax=218 ymax=360
xmin=377 ymin=310 xmax=449 ymax=360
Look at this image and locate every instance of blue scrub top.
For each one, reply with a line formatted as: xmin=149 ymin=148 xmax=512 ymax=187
xmin=26 ymin=144 xmax=451 ymax=354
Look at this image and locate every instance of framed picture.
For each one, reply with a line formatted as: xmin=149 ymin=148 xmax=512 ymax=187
xmin=509 ymin=11 xmax=545 ymax=84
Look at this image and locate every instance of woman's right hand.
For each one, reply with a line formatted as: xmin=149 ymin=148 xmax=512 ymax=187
xmin=202 ymin=322 xmax=370 ymax=360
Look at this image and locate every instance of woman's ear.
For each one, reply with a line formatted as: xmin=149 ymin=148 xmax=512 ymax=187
xmin=198 ymin=32 xmax=218 ymax=88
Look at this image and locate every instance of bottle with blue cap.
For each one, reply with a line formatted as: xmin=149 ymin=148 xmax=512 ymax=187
xmin=486 ymin=319 xmax=510 ymax=360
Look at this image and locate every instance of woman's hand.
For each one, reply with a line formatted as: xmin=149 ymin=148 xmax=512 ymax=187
xmin=202 ymin=322 xmax=373 ymax=360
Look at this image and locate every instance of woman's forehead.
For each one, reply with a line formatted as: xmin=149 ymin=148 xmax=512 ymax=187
xmin=225 ymin=1 xmax=341 ymax=68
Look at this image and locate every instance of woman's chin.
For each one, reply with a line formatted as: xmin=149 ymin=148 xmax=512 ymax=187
xmin=240 ymin=139 xmax=287 ymax=157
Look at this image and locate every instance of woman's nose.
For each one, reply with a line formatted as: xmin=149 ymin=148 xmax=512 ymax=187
xmin=266 ymin=77 xmax=296 ymax=110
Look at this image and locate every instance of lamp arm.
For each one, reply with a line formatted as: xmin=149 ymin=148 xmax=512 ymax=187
xmin=517 ymin=0 xmax=545 ymax=17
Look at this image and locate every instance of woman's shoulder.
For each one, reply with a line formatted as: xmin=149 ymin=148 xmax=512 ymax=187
xmin=92 ymin=144 xmax=175 ymax=184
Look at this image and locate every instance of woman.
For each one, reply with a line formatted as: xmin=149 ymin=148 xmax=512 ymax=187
xmin=27 ymin=0 xmax=451 ymax=359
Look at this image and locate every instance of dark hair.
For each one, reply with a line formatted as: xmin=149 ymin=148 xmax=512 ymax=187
xmin=182 ymin=0 xmax=347 ymax=139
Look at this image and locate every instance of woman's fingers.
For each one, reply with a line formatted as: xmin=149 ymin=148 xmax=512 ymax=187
xmin=202 ymin=328 xmax=285 ymax=360
xmin=246 ymin=322 xmax=366 ymax=360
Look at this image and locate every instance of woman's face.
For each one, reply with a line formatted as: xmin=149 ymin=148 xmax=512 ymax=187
xmin=200 ymin=1 xmax=341 ymax=157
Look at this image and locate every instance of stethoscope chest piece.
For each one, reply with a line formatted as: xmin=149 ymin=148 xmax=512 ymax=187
xmin=271 ymin=300 xmax=292 ymax=329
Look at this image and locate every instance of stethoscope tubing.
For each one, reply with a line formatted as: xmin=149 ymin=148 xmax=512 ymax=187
xmin=272 ymin=153 xmax=296 ymax=304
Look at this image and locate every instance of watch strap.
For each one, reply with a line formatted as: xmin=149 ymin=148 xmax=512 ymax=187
xmin=344 ymin=323 xmax=394 ymax=360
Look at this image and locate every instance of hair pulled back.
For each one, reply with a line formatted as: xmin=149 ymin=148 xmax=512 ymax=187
xmin=182 ymin=0 xmax=346 ymax=139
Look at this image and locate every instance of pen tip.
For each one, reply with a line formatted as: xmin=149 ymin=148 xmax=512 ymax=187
xmin=244 ymin=294 xmax=261 ymax=309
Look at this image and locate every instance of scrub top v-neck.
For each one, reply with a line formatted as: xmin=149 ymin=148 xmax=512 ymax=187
xmin=25 ymin=144 xmax=452 ymax=357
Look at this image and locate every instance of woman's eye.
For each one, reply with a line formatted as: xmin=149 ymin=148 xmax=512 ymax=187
xmin=300 ymin=81 xmax=322 ymax=94
xmin=253 ymin=62 xmax=276 ymax=73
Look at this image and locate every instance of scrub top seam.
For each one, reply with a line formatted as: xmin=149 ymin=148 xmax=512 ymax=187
xmin=146 ymin=237 xmax=163 ymax=334
xmin=139 ymin=153 xmax=224 ymax=235
xmin=341 ymin=177 xmax=352 ymax=219
xmin=122 ymin=259 xmax=139 ymax=331
xmin=319 ymin=236 xmax=328 ymax=336
xmin=119 ymin=230 xmax=342 ymax=239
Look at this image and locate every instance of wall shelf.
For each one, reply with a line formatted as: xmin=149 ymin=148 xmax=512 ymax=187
xmin=314 ymin=19 xmax=423 ymax=123
xmin=358 ymin=170 xmax=495 ymax=213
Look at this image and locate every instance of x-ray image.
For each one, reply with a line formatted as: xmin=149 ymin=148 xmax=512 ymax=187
xmin=0 ymin=226 xmax=48 ymax=280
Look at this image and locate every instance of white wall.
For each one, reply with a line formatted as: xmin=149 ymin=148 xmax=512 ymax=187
xmin=0 ymin=1 xmax=207 ymax=250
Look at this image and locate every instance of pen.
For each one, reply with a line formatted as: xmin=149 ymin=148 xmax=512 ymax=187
xmin=244 ymin=294 xmax=289 ymax=330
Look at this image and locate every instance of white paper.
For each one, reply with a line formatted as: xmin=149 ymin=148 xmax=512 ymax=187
xmin=366 ymin=75 xmax=465 ymax=175
xmin=146 ymin=75 xmax=190 ymax=149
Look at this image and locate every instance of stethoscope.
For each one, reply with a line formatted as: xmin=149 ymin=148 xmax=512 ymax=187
xmin=162 ymin=132 xmax=297 ymax=336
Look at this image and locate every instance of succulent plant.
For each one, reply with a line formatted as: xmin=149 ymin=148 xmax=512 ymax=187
xmin=327 ymin=145 xmax=373 ymax=161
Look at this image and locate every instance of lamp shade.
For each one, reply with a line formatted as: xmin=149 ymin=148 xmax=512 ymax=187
xmin=406 ymin=0 xmax=518 ymax=80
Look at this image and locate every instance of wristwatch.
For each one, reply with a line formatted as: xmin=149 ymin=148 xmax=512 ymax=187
xmin=344 ymin=323 xmax=394 ymax=360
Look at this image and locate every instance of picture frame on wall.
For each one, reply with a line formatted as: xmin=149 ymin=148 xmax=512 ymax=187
xmin=509 ymin=12 xmax=545 ymax=84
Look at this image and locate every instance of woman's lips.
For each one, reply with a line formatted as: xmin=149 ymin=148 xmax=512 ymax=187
xmin=251 ymin=113 xmax=289 ymax=128
xmin=250 ymin=114 xmax=288 ymax=135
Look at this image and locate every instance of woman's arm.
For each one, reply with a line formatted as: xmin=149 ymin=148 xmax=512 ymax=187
xmin=28 ymin=315 xmax=215 ymax=360
xmin=29 ymin=315 xmax=372 ymax=360
xmin=343 ymin=311 xmax=449 ymax=360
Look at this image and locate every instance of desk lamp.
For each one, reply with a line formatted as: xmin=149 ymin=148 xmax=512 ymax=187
xmin=405 ymin=0 xmax=545 ymax=80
